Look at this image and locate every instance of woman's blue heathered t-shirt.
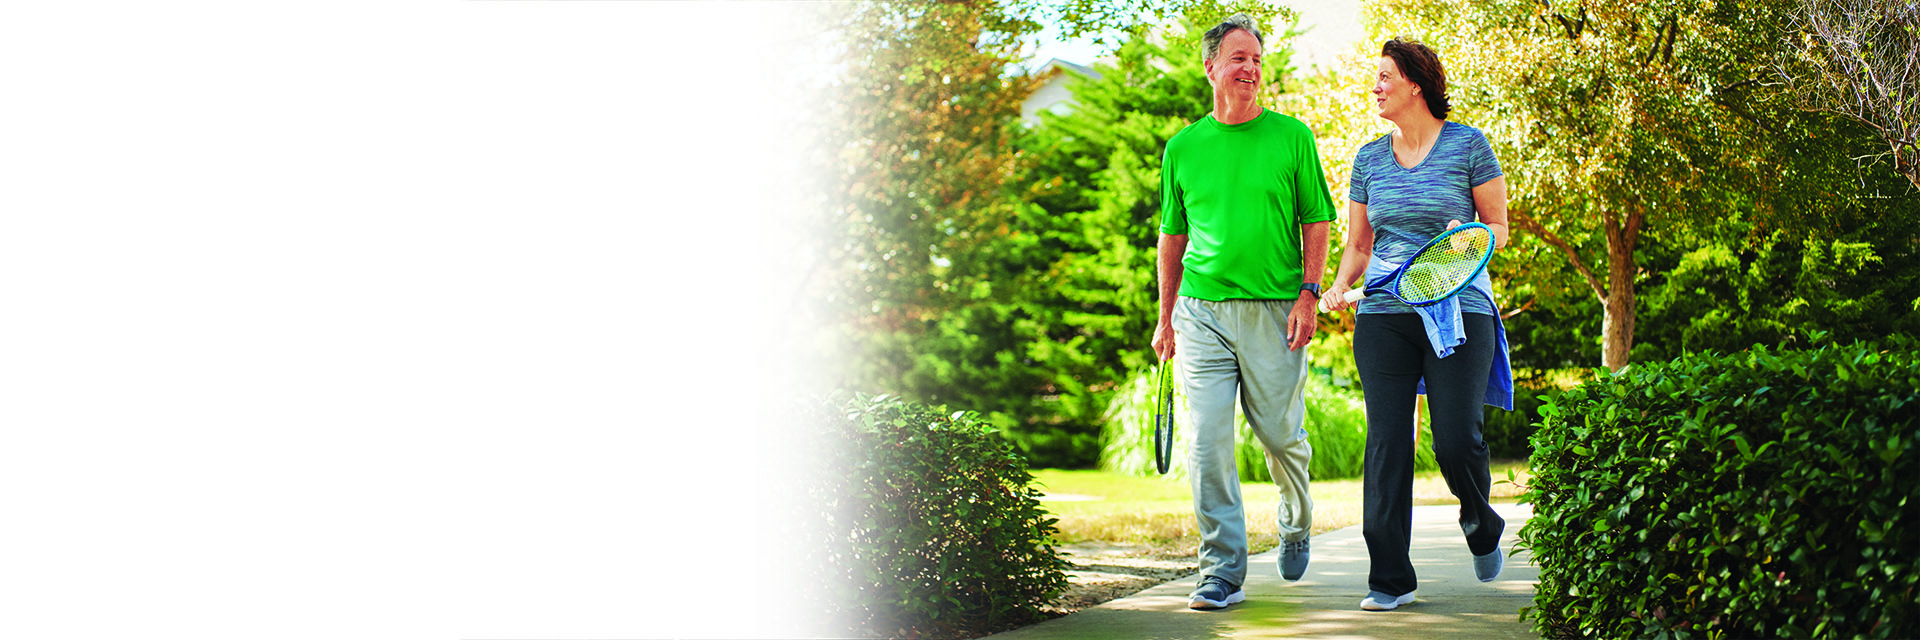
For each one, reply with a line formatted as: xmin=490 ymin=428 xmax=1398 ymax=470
xmin=1348 ymin=121 xmax=1503 ymax=316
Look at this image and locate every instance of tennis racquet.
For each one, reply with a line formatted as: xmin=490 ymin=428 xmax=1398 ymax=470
xmin=1320 ymin=221 xmax=1495 ymax=313
xmin=1152 ymin=359 xmax=1175 ymax=475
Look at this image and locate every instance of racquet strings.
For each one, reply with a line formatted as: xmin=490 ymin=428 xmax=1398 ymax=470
xmin=1153 ymin=361 xmax=1175 ymax=473
xmin=1395 ymin=226 xmax=1492 ymax=304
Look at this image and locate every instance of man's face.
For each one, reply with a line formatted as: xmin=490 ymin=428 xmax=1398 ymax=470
xmin=1204 ymin=28 xmax=1262 ymax=102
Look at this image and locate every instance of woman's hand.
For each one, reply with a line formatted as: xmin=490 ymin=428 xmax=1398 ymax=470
xmin=1323 ymin=280 xmax=1356 ymax=312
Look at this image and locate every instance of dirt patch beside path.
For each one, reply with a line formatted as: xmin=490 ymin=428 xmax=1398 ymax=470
xmin=1042 ymin=542 xmax=1197 ymax=615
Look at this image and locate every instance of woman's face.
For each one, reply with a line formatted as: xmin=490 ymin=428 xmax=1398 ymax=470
xmin=1373 ymin=56 xmax=1421 ymax=120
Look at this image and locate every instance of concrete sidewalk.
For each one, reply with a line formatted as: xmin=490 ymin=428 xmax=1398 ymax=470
xmin=988 ymin=502 xmax=1540 ymax=639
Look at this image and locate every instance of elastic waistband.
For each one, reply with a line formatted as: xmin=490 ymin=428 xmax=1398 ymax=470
xmin=1179 ymin=296 xmax=1299 ymax=305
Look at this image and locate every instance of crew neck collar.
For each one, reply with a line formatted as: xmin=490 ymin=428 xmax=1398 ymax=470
xmin=1208 ymin=109 xmax=1269 ymax=130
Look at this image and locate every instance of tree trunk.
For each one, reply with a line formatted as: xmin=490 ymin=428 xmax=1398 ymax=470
xmin=1600 ymin=207 xmax=1643 ymax=372
xmin=1601 ymin=258 xmax=1636 ymax=371
xmin=1510 ymin=205 xmax=1642 ymax=371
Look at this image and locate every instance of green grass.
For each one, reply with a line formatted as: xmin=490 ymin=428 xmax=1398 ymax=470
xmin=1032 ymin=460 xmax=1531 ymax=557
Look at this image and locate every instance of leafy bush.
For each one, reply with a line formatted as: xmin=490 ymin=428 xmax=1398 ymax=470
xmin=1484 ymin=384 xmax=1560 ymax=459
xmin=1099 ymin=359 xmax=1438 ymax=481
xmin=1521 ymin=340 xmax=1920 ymax=639
xmin=808 ymin=393 xmax=1069 ymax=639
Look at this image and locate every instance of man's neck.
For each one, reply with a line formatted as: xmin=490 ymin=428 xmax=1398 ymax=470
xmin=1212 ymin=97 xmax=1263 ymax=125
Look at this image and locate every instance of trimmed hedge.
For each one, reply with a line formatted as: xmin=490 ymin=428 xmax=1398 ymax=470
xmin=809 ymin=393 xmax=1069 ymax=639
xmin=1522 ymin=340 xmax=1920 ymax=638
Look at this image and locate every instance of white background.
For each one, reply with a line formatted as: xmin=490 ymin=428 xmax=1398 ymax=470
xmin=1 ymin=2 xmax=820 ymax=638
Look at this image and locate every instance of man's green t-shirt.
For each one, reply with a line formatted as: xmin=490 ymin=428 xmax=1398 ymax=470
xmin=1159 ymin=109 xmax=1337 ymax=301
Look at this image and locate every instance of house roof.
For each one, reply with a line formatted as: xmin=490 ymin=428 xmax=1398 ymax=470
xmin=1041 ymin=58 xmax=1101 ymax=80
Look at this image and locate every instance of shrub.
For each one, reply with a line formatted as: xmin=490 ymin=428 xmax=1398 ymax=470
xmin=1099 ymin=361 xmax=1437 ymax=481
xmin=1484 ymin=384 xmax=1560 ymax=460
xmin=1521 ymin=340 xmax=1920 ymax=639
xmin=808 ymin=393 xmax=1069 ymax=639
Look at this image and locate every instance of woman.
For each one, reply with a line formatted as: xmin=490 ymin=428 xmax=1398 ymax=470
xmin=1323 ymin=37 xmax=1515 ymax=612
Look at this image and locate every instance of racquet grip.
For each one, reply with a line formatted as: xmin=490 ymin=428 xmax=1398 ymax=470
xmin=1317 ymin=288 xmax=1368 ymax=313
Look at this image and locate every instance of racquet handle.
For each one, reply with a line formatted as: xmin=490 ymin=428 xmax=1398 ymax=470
xmin=1317 ymin=288 xmax=1367 ymax=313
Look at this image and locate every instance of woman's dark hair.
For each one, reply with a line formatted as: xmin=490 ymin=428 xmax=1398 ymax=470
xmin=1382 ymin=38 xmax=1451 ymax=120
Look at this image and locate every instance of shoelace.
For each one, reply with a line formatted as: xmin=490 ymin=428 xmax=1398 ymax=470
xmin=1284 ymin=539 xmax=1309 ymax=553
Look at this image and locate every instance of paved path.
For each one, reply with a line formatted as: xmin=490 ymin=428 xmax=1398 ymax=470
xmin=988 ymin=502 xmax=1540 ymax=640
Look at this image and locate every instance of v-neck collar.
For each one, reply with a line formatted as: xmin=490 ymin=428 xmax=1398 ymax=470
xmin=1392 ymin=122 xmax=1449 ymax=171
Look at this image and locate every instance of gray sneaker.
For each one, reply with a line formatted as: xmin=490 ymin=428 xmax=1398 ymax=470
xmin=1188 ymin=576 xmax=1245 ymax=610
xmin=1279 ymin=537 xmax=1310 ymax=581
xmin=1475 ymin=546 xmax=1504 ymax=582
xmin=1360 ymin=590 xmax=1416 ymax=611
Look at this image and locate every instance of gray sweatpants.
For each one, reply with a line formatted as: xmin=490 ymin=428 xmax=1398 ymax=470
xmin=1172 ymin=297 xmax=1314 ymax=587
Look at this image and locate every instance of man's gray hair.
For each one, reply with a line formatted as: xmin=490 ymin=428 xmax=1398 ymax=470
xmin=1202 ymin=13 xmax=1264 ymax=62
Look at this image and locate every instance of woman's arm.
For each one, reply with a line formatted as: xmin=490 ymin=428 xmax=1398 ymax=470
xmin=1473 ymin=175 xmax=1510 ymax=249
xmin=1323 ymin=200 xmax=1373 ymax=312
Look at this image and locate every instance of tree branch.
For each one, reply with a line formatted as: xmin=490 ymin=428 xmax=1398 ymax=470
xmin=1501 ymin=297 xmax=1537 ymax=320
xmin=1781 ymin=0 xmax=1920 ymax=188
xmin=1511 ymin=206 xmax=1609 ymax=304
xmin=1552 ymin=7 xmax=1588 ymax=40
xmin=1660 ymin=16 xmax=1678 ymax=65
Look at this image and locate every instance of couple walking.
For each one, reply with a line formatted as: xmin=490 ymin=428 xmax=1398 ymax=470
xmin=1152 ymin=14 xmax=1516 ymax=613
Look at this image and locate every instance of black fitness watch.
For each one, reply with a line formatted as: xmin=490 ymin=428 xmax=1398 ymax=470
xmin=1300 ymin=283 xmax=1322 ymax=298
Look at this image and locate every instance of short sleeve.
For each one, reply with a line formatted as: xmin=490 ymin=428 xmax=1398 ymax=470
xmin=1348 ymin=146 xmax=1371 ymax=204
xmin=1159 ymin=145 xmax=1188 ymax=235
xmin=1294 ymin=130 xmax=1337 ymax=224
xmin=1468 ymin=128 xmax=1504 ymax=188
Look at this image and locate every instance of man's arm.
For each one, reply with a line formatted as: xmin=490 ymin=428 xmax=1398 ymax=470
xmin=1287 ymin=220 xmax=1330 ymax=351
xmin=1300 ymin=220 xmax=1329 ymax=288
xmin=1153 ymin=233 xmax=1188 ymax=362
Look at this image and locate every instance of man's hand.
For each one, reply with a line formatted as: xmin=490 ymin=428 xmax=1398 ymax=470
xmin=1287 ymin=296 xmax=1316 ymax=351
xmin=1153 ymin=321 xmax=1176 ymax=362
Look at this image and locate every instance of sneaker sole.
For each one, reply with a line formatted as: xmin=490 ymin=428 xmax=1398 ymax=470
xmin=1188 ymin=590 xmax=1246 ymax=610
xmin=1360 ymin=591 xmax=1417 ymax=611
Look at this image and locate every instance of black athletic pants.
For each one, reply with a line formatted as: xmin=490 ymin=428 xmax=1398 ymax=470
xmin=1355 ymin=312 xmax=1504 ymax=597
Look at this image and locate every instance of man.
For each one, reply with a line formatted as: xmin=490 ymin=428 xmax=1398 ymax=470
xmin=1152 ymin=13 xmax=1335 ymax=611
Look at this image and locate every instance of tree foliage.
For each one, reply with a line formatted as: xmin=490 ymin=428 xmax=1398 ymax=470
xmin=820 ymin=0 xmax=1053 ymax=456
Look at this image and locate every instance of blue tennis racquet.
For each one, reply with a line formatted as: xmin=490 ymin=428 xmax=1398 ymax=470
xmin=1321 ymin=222 xmax=1496 ymax=313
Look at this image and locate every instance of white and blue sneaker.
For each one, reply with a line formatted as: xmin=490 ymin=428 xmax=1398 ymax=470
xmin=1188 ymin=576 xmax=1245 ymax=610
xmin=1360 ymin=590 xmax=1416 ymax=611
